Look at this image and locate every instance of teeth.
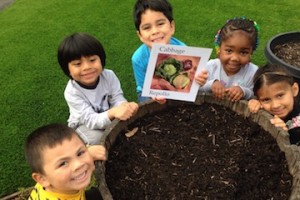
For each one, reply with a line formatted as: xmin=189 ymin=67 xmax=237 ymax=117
xmin=152 ymin=37 xmax=163 ymax=42
xmin=73 ymin=171 xmax=86 ymax=180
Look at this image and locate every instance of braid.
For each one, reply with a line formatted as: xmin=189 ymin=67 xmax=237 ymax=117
xmin=214 ymin=17 xmax=259 ymax=52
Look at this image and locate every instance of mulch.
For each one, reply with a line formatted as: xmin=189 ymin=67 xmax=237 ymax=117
xmin=104 ymin=103 xmax=292 ymax=199
xmin=274 ymin=41 xmax=300 ymax=67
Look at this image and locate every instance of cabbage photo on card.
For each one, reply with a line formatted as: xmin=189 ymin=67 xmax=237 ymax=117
xmin=142 ymin=44 xmax=212 ymax=102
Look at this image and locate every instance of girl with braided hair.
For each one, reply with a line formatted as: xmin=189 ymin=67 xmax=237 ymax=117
xmin=196 ymin=17 xmax=259 ymax=101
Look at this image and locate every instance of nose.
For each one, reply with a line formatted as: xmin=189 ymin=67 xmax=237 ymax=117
xmin=82 ymin=60 xmax=90 ymax=70
xmin=230 ymin=52 xmax=240 ymax=61
xmin=72 ymin=158 xmax=84 ymax=171
xmin=151 ymin=26 xmax=159 ymax=35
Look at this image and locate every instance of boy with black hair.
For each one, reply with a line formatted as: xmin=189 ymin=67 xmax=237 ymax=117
xmin=132 ymin=0 xmax=186 ymax=102
xmin=58 ymin=33 xmax=139 ymax=145
xmin=25 ymin=123 xmax=106 ymax=199
xmin=132 ymin=0 xmax=208 ymax=102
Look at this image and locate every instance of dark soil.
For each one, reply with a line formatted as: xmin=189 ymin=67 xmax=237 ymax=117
xmin=105 ymin=103 xmax=292 ymax=200
xmin=274 ymin=41 xmax=300 ymax=67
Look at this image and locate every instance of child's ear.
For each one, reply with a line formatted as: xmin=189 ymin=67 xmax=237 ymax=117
xmin=32 ymin=172 xmax=50 ymax=188
xmin=217 ymin=49 xmax=220 ymax=57
xmin=170 ymin=20 xmax=175 ymax=35
xmin=292 ymin=82 xmax=299 ymax=97
xmin=137 ymin=30 xmax=145 ymax=43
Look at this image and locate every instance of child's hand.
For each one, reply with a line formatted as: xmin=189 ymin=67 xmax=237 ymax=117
xmin=225 ymin=86 xmax=243 ymax=102
xmin=270 ymin=115 xmax=288 ymax=131
xmin=108 ymin=102 xmax=139 ymax=121
xmin=87 ymin=145 xmax=107 ymax=161
xmin=248 ymin=99 xmax=261 ymax=113
xmin=211 ymin=80 xmax=226 ymax=100
xmin=152 ymin=96 xmax=167 ymax=104
xmin=194 ymin=69 xmax=208 ymax=86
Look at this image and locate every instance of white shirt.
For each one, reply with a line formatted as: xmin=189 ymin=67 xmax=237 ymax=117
xmin=199 ymin=58 xmax=258 ymax=100
xmin=64 ymin=69 xmax=127 ymax=130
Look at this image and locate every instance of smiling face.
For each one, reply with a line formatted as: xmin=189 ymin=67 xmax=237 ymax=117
xmin=257 ymin=82 xmax=299 ymax=119
xmin=218 ymin=31 xmax=253 ymax=76
xmin=137 ymin=9 xmax=175 ymax=49
xmin=33 ymin=134 xmax=95 ymax=194
xmin=68 ymin=55 xmax=102 ymax=86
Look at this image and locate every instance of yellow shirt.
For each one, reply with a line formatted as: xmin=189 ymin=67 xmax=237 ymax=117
xmin=28 ymin=183 xmax=85 ymax=200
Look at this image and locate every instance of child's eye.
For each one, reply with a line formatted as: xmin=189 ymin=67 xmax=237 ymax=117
xmin=89 ymin=58 xmax=97 ymax=62
xmin=71 ymin=61 xmax=81 ymax=66
xmin=141 ymin=25 xmax=150 ymax=31
xmin=260 ymin=98 xmax=270 ymax=104
xmin=240 ymin=51 xmax=250 ymax=56
xmin=58 ymin=161 xmax=68 ymax=168
xmin=156 ymin=19 xmax=167 ymax=26
xmin=78 ymin=149 xmax=86 ymax=157
xmin=277 ymin=93 xmax=284 ymax=98
xmin=225 ymin=49 xmax=232 ymax=53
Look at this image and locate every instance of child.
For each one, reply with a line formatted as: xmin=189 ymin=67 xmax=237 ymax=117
xmin=25 ymin=123 xmax=107 ymax=199
xmin=248 ymin=64 xmax=300 ymax=145
xmin=57 ymin=33 xmax=139 ymax=145
xmin=132 ymin=0 xmax=186 ymax=102
xmin=197 ymin=17 xmax=259 ymax=102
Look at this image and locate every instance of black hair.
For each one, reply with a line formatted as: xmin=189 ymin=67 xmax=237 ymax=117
xmin=24 ymin=124 xmax=82 ymax=174
xmin=57 ymin=33 xmax=106 ymax=79
xmin=133 ymin=0 xmax=173 ymax=31
xmin=253 ymin=63 xmax=294 ymax=96
xmin=216 ymin=17 xmax=259 ymax=51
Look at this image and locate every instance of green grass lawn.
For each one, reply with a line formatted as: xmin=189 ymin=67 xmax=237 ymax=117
xmin=0 ymin=0 xmax=299 ymax=197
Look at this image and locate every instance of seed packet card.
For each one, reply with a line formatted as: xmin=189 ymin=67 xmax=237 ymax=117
xmin=142 ymin=44 xmax=212 ymax=102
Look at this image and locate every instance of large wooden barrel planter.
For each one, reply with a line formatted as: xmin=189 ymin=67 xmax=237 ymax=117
xmin=2 ymin=94 xmax=300 ymax=200
xmin=95 ymin=94 xmax=300 ymax=200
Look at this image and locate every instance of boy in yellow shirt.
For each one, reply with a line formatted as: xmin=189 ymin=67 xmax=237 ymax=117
xmin=25 ymin=123 xmax=106 ymax=200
